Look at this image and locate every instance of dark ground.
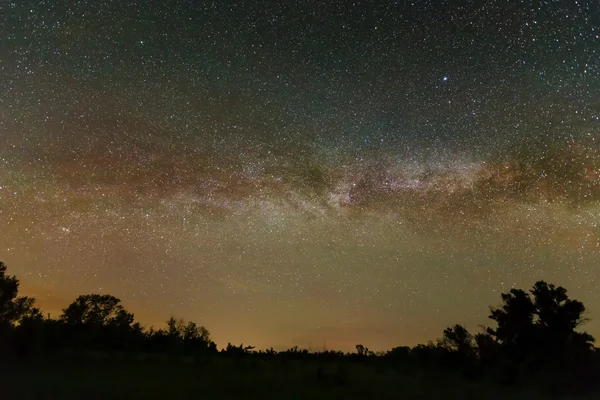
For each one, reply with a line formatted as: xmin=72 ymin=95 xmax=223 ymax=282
xmin=2 ymin=353 xmax=587 ymax=400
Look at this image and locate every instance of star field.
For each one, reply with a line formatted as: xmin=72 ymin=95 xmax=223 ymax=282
xmin=1 ymin=0 xmax=600 ymax=350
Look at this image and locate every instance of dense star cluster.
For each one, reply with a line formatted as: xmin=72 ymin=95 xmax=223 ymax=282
xmin=1 ymin=0 xmax=600 ymax=350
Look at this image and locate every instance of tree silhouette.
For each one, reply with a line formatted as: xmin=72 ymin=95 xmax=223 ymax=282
xmin=61 ymin=294 xmax=135 ymax=328
xmin=486 ymin=281 xmax=594 ymax=363
xmin=355 ymin=344 xmax=367 ymax=356
xmin=531 ymin=281 xmax=588 ymax=332
xmin=440 ymin=324 xmax=475 ymax=357
xmin=474 ymin=331 xmax=497 ymax=362
xmin=60 ymin=294 xmax=142 ymax=351
xmin=145 ymin=317 xmax=216 ymax=355
xmin=0 ymin=261 xmax=41 ymax=328
xmin=488 ymin=288 xmax=536 ymax=349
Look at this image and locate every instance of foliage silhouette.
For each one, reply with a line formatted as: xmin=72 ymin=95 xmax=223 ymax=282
xmin=1 ymin=260 xmax=600 ymax=398
xmin=61 ymin=294 xmax=135 ymax=328
xmin=0 ymin=261 xmax=41 ymax=328
xmin=145 ymin=317 xmax=216 ymax=356
xmin=440 ymin=324 xmax=475 ymax=357
xmin=486 ymin=280 xmax=594 ymax=364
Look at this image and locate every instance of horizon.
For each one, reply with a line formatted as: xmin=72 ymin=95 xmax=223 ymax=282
xmin=12 ymin=269 xmax=600 ymax=353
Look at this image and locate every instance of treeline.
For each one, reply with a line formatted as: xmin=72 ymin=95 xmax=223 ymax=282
xmin=0 ymin=262 xmax=216 ymax=358
xmin=1 ymin=261 xmax=599 ymax=394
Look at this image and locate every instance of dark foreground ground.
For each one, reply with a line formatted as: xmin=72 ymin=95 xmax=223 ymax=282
xmin=1 ymin=354 xmax=595 ymax=400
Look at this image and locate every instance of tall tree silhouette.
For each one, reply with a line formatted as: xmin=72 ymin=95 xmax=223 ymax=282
xmin=0 ymin=261 xmax=41 ymax=328
xmin=487 ymin=288 xmax=536 ymax=354
xmin=530 ymin=281 xmax=595 ymax=359
xmin=487 ymin=281 xmax=594 ymax=362
xmin=0 ymin=261 xmax=42 ymax=356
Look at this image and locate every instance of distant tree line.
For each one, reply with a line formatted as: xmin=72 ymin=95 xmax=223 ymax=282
xmin=1 ymin=261 xmax=599 ymax=395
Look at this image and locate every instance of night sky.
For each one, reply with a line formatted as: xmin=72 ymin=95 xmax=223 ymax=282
xmin=2 ymin=0 xmax=600 ymax=351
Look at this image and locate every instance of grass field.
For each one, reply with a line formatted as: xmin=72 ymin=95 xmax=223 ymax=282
xmin=2 ymin=354 xmax=573 ymax=400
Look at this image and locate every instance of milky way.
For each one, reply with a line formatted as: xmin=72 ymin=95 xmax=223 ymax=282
xmin=1 ymin=0 xmax=600 ymax=350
